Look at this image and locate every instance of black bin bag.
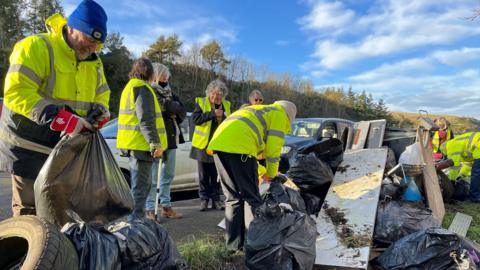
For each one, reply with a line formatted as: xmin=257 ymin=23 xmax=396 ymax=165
xmin=35 ymin=132 xmax=134 ymax=227
xmin=374 ymin=201 xmax=439 ymax=244
xmin=287 ymin=152 xmax=334 ymax=190
xmin=107 ymin=218 xmax=187 ymax=270
xmin=297 ymin=138 xmax=344 ymax=170
xmin=62 ymin=216 xmax=122 ymax=270
xmin=245 ymin=201 xmax=316 ymax=270
xmin=376 ymin=228 xmax=474 ymax=270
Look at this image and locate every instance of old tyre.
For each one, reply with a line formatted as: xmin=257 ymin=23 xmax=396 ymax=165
xmin=0 ymin=215 xmax=78 ymax=270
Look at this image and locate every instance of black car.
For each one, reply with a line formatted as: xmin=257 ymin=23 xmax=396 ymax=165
xmin=279 ymin=118 xmax=355 ymax=172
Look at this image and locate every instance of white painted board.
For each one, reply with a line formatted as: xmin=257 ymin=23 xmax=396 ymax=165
xmin=351 ymin=122 xmax=370 ymax=150
xmin=315 ymin=148 xmax=387 ymax=269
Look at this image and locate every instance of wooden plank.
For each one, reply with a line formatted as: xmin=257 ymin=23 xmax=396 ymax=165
xmin=351 ymin=122 xmax=370 ymax=150
xmin=315 ymin=148 xmax=387 ymax=269
xmin=417 ymin=129 xmax=446 ymax=222
xmin=448 ymin=212 xmax=472 ymax=237
xmin=365 ymin=120 xmax=386 ymax=149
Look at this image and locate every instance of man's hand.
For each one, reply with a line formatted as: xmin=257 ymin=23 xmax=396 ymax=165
xmin=214 ymin=108 xmax=224 ymax=118
xmin=150 ymin=143 xmax=164 ymax=158
xmin=435 ymin=159 xmax=454 ymax=171
xmin=50 ymin=109 xmax=92 ymax=136
xmin=153 ymin=148 xmax=164 ymax=158
xmin=261 ymin=175 xmax=272 ymax=182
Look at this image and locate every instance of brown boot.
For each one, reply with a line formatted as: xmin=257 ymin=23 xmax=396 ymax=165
xmin=199 ymin=199 xmax=209 ymax=212
xmin=161 ymin=207 xmax=183 ymax=219
xmin=145 ymin=210 xmax=156 ymax=220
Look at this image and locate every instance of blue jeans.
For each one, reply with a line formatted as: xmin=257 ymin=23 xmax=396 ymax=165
xmin=128 ymin=158 xmax=153 ymax=221
xmin=470 ymin=159 xmax=480 ymax=202
xmin=145 ymin=149 xmax=177 ymax=210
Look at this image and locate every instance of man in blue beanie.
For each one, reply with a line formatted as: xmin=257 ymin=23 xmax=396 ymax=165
xmin=0 ymin=0 xmax=111 ymax=216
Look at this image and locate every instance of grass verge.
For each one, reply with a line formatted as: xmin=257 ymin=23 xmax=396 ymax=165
xmin=443 ymin=201 xmax=480 ymax=242
xmin=177 ymin=233 xmax=246 ymax=270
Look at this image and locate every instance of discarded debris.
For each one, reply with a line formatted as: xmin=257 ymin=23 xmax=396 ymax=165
xmin=336 ymin=165 xmax=350 ymax=173
xmin=323 ymin=202 xmax=372 ymax=249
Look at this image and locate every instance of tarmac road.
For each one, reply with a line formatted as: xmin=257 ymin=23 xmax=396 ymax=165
xmin=0 ymin=172 xmax=225 ymax=244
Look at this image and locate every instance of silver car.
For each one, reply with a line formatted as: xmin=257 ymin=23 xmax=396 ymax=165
xmin=100 ymin=113 xmax=199 ymax=192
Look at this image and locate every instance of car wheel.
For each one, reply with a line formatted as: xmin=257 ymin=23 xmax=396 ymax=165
xmin=122 ymin=169 xmax=131 ymax=187
xmin=0 ymin=215 xmax=79 ymax=270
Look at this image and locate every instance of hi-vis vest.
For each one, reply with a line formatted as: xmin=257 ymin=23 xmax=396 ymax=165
xmin=117 ymin=79 xmax=168 ymax=151
xmin=191 ymin=97 xmax=231 ymax=149
xmin=445 ymin=132 xmax=480 ymax=180
xmin=432 ymin=127 xmax=453 ymax=153
xmin=0 ymin=13 xmax=110 ymax=155
xmin=208 ymin=104 xmax=291 ymax=177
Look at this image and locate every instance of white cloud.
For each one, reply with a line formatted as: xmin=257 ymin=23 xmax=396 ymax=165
xmin=432 ymin=47 xmax=480 ymax=66
xmin=301 ymin=0 xmax=480 ymax=69
xmin=299 ymin=1 xmax=355 ymax=33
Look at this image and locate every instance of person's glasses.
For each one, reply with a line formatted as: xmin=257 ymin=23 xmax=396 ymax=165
xmin=255 ymin=99 xmax=263 ymax=102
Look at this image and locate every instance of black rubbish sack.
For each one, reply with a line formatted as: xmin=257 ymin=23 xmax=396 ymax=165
xmin=245 ymin=202 xmax=316 ymax=270
xmin=35 ymin=132 xmax=134 ymax=227
xmin=454 ymin=179 xmax=471 ymax=201
xmin=265 ymin=180 xmax=307 ymax=214
xmin=287 ymin=152 xmax=334 ymax=191
xmin=61 ymin=213 xmax=121 ymax=270
xmin=296 ymin=138 xmax=344 ymax=171
xmin=437 ymin=171 xmax=455 ymax=202
xmin=374 ymin=201 xmax=440 ymax=244
xmin=376 ymin=228 xmax=474 ymax=270
xmin=300 ymin=192 xmax=322 ymax=216
xmin=107 ymin=218 xmax=187 ymax=270
xmin=379 ymin=177 xmax=407 ymax=201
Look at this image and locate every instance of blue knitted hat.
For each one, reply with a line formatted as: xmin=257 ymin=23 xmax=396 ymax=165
xmin=68 ymin=0 xmax=108 ymax=43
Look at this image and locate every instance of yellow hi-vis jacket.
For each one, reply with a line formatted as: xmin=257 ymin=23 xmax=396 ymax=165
xmin=191 ymin=97 xmax=231 ymax=149
xmin=432 ymin=127 xmax=453 ymax=153
xmin=444 ymin=132 xmax=480 ymax=180
xmin=3 ymin=13 xmax=110 ymax=120
xmin=117 ymin=79 xmax=168 ymax=151
xmin=208 ymin=104 xmax=291 ymax=177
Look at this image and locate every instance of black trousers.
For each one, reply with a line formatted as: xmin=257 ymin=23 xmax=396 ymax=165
xmin=197 ymin=161 xmax=221 ymax=201
xmin=214 ymin=152 xmax=263 ymax=251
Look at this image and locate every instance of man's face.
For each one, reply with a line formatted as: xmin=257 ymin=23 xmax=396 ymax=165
xmin=208 ymin=91 xmax=223 ymax=105
xmin=67 ymin=27 xmax=100 ymax=60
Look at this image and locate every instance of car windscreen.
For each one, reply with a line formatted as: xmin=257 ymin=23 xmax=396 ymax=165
xmin=100 ymin=119 xmax=118 ymax=139
xmin=290 ymin=120 xmax=322 ymax=138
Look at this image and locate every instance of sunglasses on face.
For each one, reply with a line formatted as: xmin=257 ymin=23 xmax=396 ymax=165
xmin=254 ymin=99 xmax=263 ymax=102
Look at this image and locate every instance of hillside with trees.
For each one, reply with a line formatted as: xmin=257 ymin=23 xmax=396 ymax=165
xmin=1 ymin=0 xmax=478 ymax=132
xmin=391 ymin=112 xmax=480 ymax=134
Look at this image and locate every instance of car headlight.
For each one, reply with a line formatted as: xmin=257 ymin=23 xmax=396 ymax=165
xmin=281 ymin=146 xmax=291 ymax=155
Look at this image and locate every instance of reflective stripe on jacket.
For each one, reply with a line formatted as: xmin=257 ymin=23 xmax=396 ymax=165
xmin=432 ymin=127 xmax=453 ymax=153
xmin=445 ymin=132 xmax=480 ymax=180
xmin=117 ymin=78 xmax=168 ymax=151
xmin=208 ymin=104 xmax=291 ymax=177
xmin=191 ymin=97 xmax=231 ymax=149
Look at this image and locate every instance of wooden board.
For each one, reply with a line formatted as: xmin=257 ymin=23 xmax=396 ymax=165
xmin=365 ymin=120 xmax=386 ymax=149
xmin=315 ymin=148 xmax=387 ymax=269
xmin=417 ymin=129 xmax=445 ymax=222
xmin=351 ymin=122 xmax=370 ymax=150
xmin=448 ymin=212 xmax=472 ymax=237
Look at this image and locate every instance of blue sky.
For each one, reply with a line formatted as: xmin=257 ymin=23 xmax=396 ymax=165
xmin=61 ymin=0 xmax=480 ymax=119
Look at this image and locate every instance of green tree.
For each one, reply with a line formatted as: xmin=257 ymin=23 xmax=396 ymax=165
xmin=100 ymin=33 xmax=133 ymax=117
xmin=200 ymin=40 xmax=228 ymax=75
xmin=25 ymin=0 xmax=64 ymax=34
xmin=0 ymin=0 xmax=28 ymax=95
xmin=143 ymin=34 xmax=182 ymax=64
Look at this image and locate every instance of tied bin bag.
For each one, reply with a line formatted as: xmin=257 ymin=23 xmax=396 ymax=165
xmin=35 ymin=132 xmax=134 ymax=227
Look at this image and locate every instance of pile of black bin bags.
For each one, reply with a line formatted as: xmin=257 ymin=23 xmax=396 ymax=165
xmin=245 ymin=139 xmax=345 ymax=269
xmin=371 ymin=148 xmax=480 ymax=269
xmin=34 ymin=132 xmax=186 ymax=270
